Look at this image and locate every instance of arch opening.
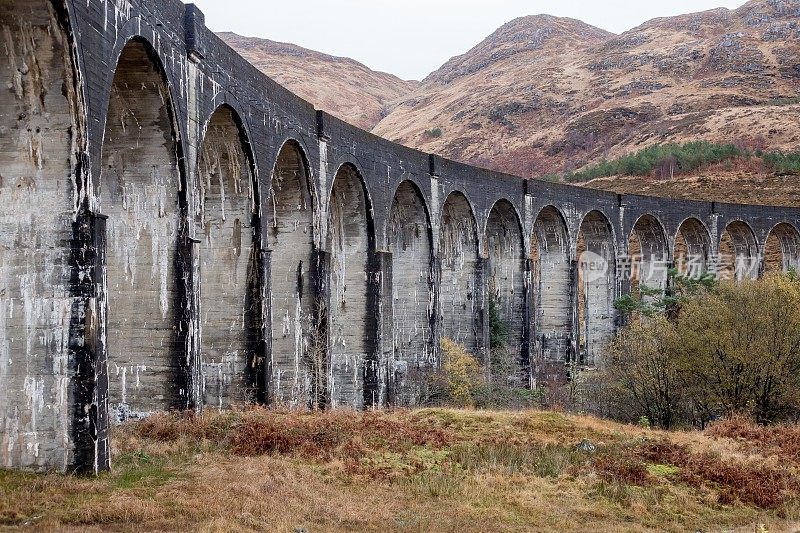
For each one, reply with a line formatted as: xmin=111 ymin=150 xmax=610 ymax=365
xmin=485 ymin=200 xmax=526 ymax=385
xmin=764 ymin=223 xmax=800 ymax=274
xmin=439 ymin=192 xmax=480 ymax=358
xmin=674 ymin=218 xmax=711 ymax=279
xmin=628 ymin=215 xmax=669 ymax=301
xmin=719 ymin=221 xmax=759 ymax=282
xmin=531 ymin=206 xmax=571 ymax=384
xmin=388 ymin=180 xmax=434 ymax=406
xmin=0 ymin=0 xmax=83 ymax=469
xmin=101 ymin=39 xmax=185 ymax=421
xmin=327 ymin=164 xmax=376 ymax=409
xmin=577 ymin=211 xmax=616 ymax=367
xmin=268 ymin=141 xmax=316 ymax=408
xmin=196 ymin=106 xmax=259 ymax=409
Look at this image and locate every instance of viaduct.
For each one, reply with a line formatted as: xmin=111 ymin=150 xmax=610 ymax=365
xmin=1 ymin=0 xmax=799 ymax=473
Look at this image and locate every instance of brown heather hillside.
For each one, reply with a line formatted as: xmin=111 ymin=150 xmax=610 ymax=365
xmin=373 ymin=0 xmax=800 ymax=182
xmin=222 ymin=0 xmax=800 ymax=206
xmin=219 ymin=32 xmax=417 ymax=130
xmin=582 ymin=167 xmax=800 ymax=207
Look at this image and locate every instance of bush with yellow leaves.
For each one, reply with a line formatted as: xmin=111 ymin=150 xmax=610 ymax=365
xmin=432 ymin=338 xmax=484 ymax=408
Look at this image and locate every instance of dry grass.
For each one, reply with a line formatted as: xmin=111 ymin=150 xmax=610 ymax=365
xmin=2 ymin=409 xmax=800 ymax=532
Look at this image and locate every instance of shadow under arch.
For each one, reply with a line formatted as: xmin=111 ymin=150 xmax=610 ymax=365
xmin=576 ymin=210 xmax=617 ymax=367
xmin=266 ymin=138 xmax=319 ymax=408
xmin=99 ymin=36 xmax=192 ymax=422
xmin=326 ymin=162 xmax=380 ymax=409
xmin=628 ymin=214 xmax=670 ymax=297
xmin=719 ymin=220 xmax=760 ymax=281
xmin=387 ymin=179 xmax=435 ymax=407
xmin=764 ymin=222 xmax=800 ymax=274
xmin=195 ymin=103 xmax=263 ymax=409
xmin=438 ymin=191 xmax=482 ymax=359
xmin=485 ymin=199 xmax=527 ymax=384
xmin=674 ymin=217 xmax=712 ymax=278
xmin=531 ymin=205 xmax=572 ymax=384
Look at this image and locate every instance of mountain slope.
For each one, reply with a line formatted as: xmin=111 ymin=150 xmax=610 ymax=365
xmin=219 ymin=32 xmax=417 ymax=130
xmin=373 ymin=0 xmax=800 ymax=179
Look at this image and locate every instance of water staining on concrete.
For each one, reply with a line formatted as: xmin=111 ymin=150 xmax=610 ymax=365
xmin=486 ymin=200 xmax=526 ymax=383
xmin=196 ymin=106 xmax=258 ymax=409
xmin=438 ymin=192 xmax=480 ymax=358
xmin=674 ymin=218 xmax=713 ymax=278
xmin=268 ymin=141 xmax=316 ymax=408
xmin=577 ymin=211 xmax=616 ymax=367
xmin=326 ymin=164 xmax=375 ymax=409
xmin=764 ymin=223 xmax=800 ymax=274
xmin=101 ymin=40 xmax=184 ymax=423
xmin=0 ymin=0 xmax=81 ymax=471
xmin=531 ymin=206 xmax=572 ymax=383
xmin=388 ymin=181 xmax=434 ymax=406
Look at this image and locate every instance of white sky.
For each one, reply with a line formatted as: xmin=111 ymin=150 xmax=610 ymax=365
xmin=190 ymin=0 xmax=747 ymax=80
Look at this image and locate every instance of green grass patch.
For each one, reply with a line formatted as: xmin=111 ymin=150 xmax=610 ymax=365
xmin=762 ymin=151 xmax=800 ymax=174
xmin=647 ymin=463 xmax=680 ymax=478
xmin=450 ymin=442 xmax=585 ymax=477
xmin=0 ymin=470 xmax=36 ymax=493
xmin=766 ymin=97 xmax=800 ymax=107
xmin=112 ymin=451 xmax=180 ymax=490
xmin=425 ymin=127 xmax=443 ymax=138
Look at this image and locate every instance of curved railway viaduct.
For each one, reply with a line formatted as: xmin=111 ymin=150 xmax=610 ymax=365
xmin=1 ymin=0 xmax=799 ymax=473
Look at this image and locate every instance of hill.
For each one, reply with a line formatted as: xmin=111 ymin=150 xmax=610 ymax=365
xmin=372 ymin=0 xmax=800 ymax=181
xmin=219 ymin=32 xmax=417 ymax=130
xmin=221 ymin=1 xmax=800 ymax=206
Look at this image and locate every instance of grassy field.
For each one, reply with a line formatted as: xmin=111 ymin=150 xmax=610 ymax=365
xmin=2 ymin=409 xmax=799 ymax=532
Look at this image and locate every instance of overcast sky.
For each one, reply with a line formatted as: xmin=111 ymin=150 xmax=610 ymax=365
xmin=190 ymin=0 xmax=747 ymax=80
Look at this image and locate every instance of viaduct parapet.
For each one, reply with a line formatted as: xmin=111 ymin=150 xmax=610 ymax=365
xmin=1 ymin=0 xmax=798 ymax=472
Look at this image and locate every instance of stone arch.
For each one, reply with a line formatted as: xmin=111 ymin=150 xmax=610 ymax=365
xmin=674 ymin=218 xmax=712 ymax=278
xmin=577 ymin=210 xmax=616 ymax=367
xmin=196 ymin=105 xmax=260 ymax=409
xmin=531 ymin=206 xmax=572 ymax=383
xmin=100 ymin=38 xmax=187 ymax=422
xmin=485 ymin=199 xmax=526 ymax=384
xmin=0 ymin=0 xmax=85 ymax=469
xmin=267 ymin=139 xmax=317 ymax=408
xmin=718 ymin=220 xmax=759 ymax=282
xmin=438 ymin=191 xmax=481 ymax=358
xmin=387 ymin=180 xmax=434 ymax=406
xmin=763 ymin=223 xmax=800 ymax=274
xmin=326 ymin=163 xmax=377 ymax=409
xmin=629 ymin=215 xmax=669 ymax=297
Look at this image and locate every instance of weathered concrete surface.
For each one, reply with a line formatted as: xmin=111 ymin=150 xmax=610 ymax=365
xmin=102 ymin=40 xmax=184 ymax=422
xmin=675 ymin=218 xmax=712 ymax=278
xmin=629 ymin=214 xmax=669 ymax=296
xmin=764 ymin=223 xmax=800 ymax=274
xmin=719 ymin=221 xmax=759 ymax=281
xmin=267 ymin=142 xmax=316 ymax=408
xmin=388 ymin=181 xmax=434 ymax=406
xmin=531 ymin=206 xmax=572 ymax=384
xmin=486 ymin=200 xmax=526 ymax=383
xmin=0 ymin=0 xmax=81 ymax=470
xmin=197 ymin=106 xmax=258 ymax=409
xmin=1 ymin=0 xmax=799 ymax=473
xmin=439 ymin=192 xmax=480 ymax=358
xmin=577 ymin=211 xmax=616 ymax=367
xmin=327 ymin=164 xmax=375 ymax=409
